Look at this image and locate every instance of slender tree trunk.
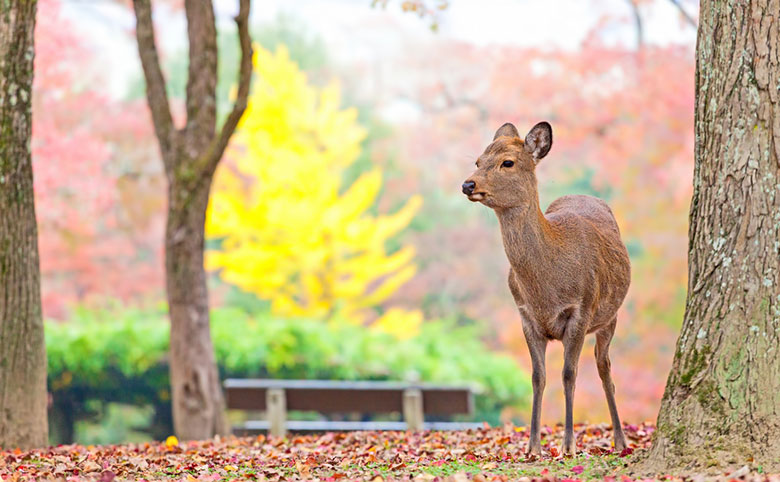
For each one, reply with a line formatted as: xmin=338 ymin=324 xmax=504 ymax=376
xmin=166 ymin=178 xmax=227 ymax=439
xmin=0 ymin=0 xmax=48 ymax=450
xmin=48 ymin=397 xmax=75 ymax=445
xmin=132 ymin=0 xmax=252 ymax=440
xmin=645 ymin=0 xmax=780 ymax=472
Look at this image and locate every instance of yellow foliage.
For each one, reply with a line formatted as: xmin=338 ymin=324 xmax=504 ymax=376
xmin=371 ymin=308 xmax=423 ymax=340
xmin=206 ymin=46 xmax=423 ymax=330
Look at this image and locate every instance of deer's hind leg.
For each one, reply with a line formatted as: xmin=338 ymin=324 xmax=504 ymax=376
xmin=595 ymin=317 xmax=627 ymax=451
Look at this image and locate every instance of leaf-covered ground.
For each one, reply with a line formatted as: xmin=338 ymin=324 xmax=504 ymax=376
xmin=1 ymin=423 xmax=776 ymax=481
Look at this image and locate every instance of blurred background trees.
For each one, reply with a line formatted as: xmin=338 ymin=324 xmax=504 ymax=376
xmin=35 ymin=0 xmax=698 ymax=443
xmin=206 ymin=46 xmax=422 ymax=331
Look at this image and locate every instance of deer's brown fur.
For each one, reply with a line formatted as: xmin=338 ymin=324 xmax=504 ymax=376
xmin=462 ymin=122 xmax=630 ymax=455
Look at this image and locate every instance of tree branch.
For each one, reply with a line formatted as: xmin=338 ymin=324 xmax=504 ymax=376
xmin=183 ymin=0 xmax=218 ymax=138
xmin=201 ymin=0 xmax=252 ymax=177
xmin=625 ymin=0 xmax=643 ymax=50
xmin=667 ymin=0 xmax=697 ymax=29
xmin=132 ymin=0 xmax=176 ymax=174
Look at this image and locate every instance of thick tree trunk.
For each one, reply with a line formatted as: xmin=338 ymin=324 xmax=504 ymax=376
xmin=645 ymin=0 xmax=780 ymax=472
xmin=0 ymin=0 xmax=48 ymax=450
xmin=166 ymin=179 xmax=227 ymax=439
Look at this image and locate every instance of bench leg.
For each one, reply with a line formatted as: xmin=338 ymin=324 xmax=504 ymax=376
xmin=403 ymin=388 xmax=424 ymax=431
xmin=266 ymin=388 xmax=287 ymax=438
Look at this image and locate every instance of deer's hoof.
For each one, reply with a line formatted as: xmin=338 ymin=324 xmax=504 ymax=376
xmin=614 ymin=438 xmax=627 ymax=452
xmin=563 ymin=442 xmax=577 ymax=456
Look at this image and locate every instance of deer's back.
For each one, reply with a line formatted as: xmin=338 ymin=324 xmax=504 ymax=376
xmin=544 ymin=194 xmax=630 ymax=332
xmin=545 ymin=195 xmax=621 ymax=237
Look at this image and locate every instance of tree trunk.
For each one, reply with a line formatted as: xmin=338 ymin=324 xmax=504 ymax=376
xmin=132 ymin=0 xmax=252 ymax=440
xmin=166 ymin=178 xmax=227 ymax=439
xmin=48 ymin=396 xmax=75 ymax=445
xmin=0 ymin=0 xmax=48 ymax=450
xmin=645 ymin=0 xmax=780 ymax=472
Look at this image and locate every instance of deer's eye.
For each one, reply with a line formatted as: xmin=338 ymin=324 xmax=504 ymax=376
xmin=501 ymin=160 xmax=514 ymax=168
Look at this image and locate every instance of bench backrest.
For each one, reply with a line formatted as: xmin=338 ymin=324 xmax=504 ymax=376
xmin=224 ymin=379 xmax=473 ymax=415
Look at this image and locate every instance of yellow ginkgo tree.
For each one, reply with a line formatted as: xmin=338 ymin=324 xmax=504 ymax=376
xmin=206 ymin=46 xmax=422 ymax=336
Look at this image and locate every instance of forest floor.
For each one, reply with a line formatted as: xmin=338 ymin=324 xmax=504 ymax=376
xmin=1 ymin=422 xmax=776 ymax=481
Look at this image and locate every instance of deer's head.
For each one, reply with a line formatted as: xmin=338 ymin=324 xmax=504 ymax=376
xmin=462 ymin=122 xmax=552 ymax=209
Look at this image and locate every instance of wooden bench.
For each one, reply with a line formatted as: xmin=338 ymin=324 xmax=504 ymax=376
xmin=224 ymin=379 xmax=482 ymax=437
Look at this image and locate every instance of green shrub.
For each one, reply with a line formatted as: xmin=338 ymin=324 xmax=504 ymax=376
xmin=46 ymin=305 xmax=530 ymax=444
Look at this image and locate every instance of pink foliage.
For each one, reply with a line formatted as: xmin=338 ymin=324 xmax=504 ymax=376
xmin=33 ymin=0 xmax=165 ymax=317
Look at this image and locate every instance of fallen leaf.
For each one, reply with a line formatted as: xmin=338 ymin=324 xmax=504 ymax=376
xmin=165 ymin=435 xmax=179 ymax=448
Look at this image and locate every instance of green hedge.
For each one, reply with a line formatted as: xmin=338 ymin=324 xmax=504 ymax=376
xmin=46 ymin=305 xmax=530 ymax=443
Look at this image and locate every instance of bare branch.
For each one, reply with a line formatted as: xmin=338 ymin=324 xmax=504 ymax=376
xmin=667 ymin=0 xmax=697 ymax=29
xmin=625 ymin=0 xmax=643 ymax=50
xmin=201 ymin=0 xmax=252 ymax=177
xmin=132 ymin=0 xmax=176 ymax=173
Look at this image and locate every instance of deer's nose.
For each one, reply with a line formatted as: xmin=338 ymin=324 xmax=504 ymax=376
xmin=462 ymin=181 xmax=476 ymax=195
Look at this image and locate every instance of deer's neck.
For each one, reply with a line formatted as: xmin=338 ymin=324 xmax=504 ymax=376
xmin=495 ymin=201 xmax=559 ymax=276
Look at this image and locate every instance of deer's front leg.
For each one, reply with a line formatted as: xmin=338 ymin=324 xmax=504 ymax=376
xmin=561 ymin=321 xmax=586 ymax=455
xmin=522 ymin=322 xmax=547 ymax=456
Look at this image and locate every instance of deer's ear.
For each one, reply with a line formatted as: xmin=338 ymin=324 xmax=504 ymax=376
xmin=524 ymin=121 xmax=553 ymax=162
xmin=493 ymin=122 xmax=520 ymax=140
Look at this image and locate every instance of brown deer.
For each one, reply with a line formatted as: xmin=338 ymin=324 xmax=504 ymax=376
xmin=462 ymin=122 xmax=630 ymax=456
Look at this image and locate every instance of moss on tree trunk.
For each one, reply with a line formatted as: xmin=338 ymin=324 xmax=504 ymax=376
xmin=644 ymin=0 xmax=780 ymax=472
xmin=0 ymin=0 xmax=48 ymax=450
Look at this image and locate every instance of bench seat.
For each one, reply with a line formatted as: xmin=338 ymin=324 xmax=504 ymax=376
xmin=224 ymin=378 xmax=478 ymax=436
xmin=234 ymin=420 xmax=484 ymax=434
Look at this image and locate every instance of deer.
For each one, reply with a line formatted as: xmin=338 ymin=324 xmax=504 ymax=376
xmin=462 ymin=121 xmax=630 ymax=456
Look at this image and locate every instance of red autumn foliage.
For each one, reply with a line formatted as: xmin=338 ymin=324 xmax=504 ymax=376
xmin=33 ymin=0 xmax=166 ymax=317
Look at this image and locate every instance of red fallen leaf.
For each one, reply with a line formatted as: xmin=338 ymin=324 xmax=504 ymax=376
xmin=571 ymin=465 xmax=584 ymax=474
xmin=432 ymin=460 xmax=446 ymax=466
xmin=549 ymin=447 xmax=560 ymax=457
xmin=619 ymin=447 xmax=634 ymax=457
xmin=98 ymin=470 xmax=116 ymax=482
xmin=541 ymin=468 xmax=549 ymax=475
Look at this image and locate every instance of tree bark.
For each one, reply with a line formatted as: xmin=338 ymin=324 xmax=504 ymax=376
xmin=0 ymin=0 xmax=48 ymax=449
xmin=132 ymin=0 xmax=252 ymax=440
xmin=645 ymin=0 xmax=780 ymax=472
xmin=165 ymin=179 xmax=228 ymax=439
